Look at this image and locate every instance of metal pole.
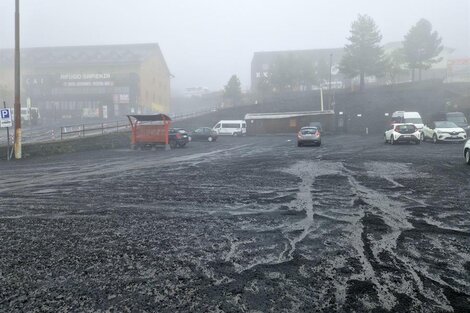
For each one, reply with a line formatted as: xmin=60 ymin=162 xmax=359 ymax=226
xmin=4 ymin=101 xmax=10 ymax=161
xmin=329 ymin=53 xmax=333 ymax=110
xmin=320 ymin=88 xmax=324 ymax=112
xmin=14 ymin=0 xmax=22 ymax=159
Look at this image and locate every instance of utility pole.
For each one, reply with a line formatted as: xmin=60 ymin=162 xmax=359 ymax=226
xmin=14 ymin=0 xmax=22 ymax=159
xmin=328 ymin=53 xmax=333 ymax=110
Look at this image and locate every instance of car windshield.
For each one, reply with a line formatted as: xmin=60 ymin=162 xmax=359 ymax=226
xmin=447 ymin=116 xmax=467 ymax=124
xmin=404 ymin=118 xmax=422 ymax=124
xmin=435 ymin=121 xmax=458 ymax=128
xmin=396 ymin=125 xmax=416 ymax=132
xmin=301 ymin=128 xmax=317 ymax=134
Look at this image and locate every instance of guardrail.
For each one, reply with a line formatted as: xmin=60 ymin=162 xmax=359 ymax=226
xmin=60 ymin=120 xmax=130 ymax=140
xmin=1 ymin=108 xmax=218 ymax=146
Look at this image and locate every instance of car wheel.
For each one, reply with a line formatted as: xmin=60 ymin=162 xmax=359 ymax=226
xmin=420 ymin=132 xmax=424 ymax=142
xmin=416 ymin=139 xmax=421 ymax=145
xmin=232 ymin=132 xmax=238 ymax=137
xmin=208 ymin=136 xmax=213 ymax=142
xmin=297 ymin=142 xmax=302 ymax=147
xmin=466 ymin=149 xmax=470 ymax=165
xmin=390 ymin=136 xmax=395 ymax=145
xmin=384 ymin=134 xmax=388 ymax=144
xmin=433 ymin=134 xmax=439 ymax=144
xmin=317 ymin=142 xmax=321 ymax=147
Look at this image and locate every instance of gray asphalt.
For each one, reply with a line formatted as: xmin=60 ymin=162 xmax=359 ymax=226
xmin=0 ymin=135 xmax=469 ymax=312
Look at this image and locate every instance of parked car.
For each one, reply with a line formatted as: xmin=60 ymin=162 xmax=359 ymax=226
xmin=421 ymin=121 xmax=467 ymax=143
xmin=464 ymin=140 xmax=470 ymax=165
xmin=213 ymin=120 xmax=246 ymax=136
xmin=431 ymin=112 xmax=470 ymax=134
xmin=390 ymin=111 xmax=424 ymax=131
xmin=190 ymin=127 xmax=218 ymax=142
xmin=169 ymin=128 xmax=190 ymax=148
xmin=297 ymin=126 xmax=321 ymax=147
xmin=384 ymin=123 xmax=421 ymax=145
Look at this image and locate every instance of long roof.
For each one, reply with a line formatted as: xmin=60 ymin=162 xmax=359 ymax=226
xmin=245 ymin=110 xmax=335 ymax=120
xmin=0 ymin=43 xmax=170 ymax=73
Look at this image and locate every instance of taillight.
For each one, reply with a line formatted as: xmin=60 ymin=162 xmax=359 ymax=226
xmin=394 ymin=126 xmax=399 ymax=132
xmin=316 ymin=131 xmax=321 ymax=136
xmin=176 ymin=133 xmax=182 ymax=139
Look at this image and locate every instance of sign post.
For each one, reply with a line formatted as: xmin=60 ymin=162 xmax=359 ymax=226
xmin=1 ymin=103 xmax=12 ymax=161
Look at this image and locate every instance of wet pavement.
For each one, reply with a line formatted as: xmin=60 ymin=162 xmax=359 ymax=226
xmin=0 ymin=134 xmax=469 ymax=312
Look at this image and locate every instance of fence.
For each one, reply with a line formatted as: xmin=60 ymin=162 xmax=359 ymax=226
xmin=0 ymin=108 xmax=217 ymax=146
xmin=60 ymin=120 xmax=130 ymax=140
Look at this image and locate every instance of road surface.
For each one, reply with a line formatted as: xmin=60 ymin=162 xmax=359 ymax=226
xmin=0 ymin=135 xmax=469 ymax=312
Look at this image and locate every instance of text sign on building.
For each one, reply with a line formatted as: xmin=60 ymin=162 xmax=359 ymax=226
xmin=0 ymin=108 xmax=12 ymax=128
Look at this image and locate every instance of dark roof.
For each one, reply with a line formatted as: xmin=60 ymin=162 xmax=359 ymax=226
xmin=127 ymin=114 xmax=172 ymax=122
xmin=0 ymin=43 xmax=170 ymax=72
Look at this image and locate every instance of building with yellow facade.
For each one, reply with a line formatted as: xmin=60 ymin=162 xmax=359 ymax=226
xmin=0 ymin=43 xmax=171 ymax=120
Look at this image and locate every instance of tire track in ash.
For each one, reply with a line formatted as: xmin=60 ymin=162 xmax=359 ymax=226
xmin=0 ymin=144 xmax=255 ymax=194
xmin=339 ymin=161 xmax=468 ymax=312
xmin=226 ymin=157 xmax=465 ymax=311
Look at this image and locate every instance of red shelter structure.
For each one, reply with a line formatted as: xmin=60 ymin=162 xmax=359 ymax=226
xmin=127 ymin=114 xmax=172 ymax=150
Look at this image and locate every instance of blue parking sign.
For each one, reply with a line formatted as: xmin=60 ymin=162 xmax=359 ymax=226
xmin=0 ymin=108 xmax=12 ymax=127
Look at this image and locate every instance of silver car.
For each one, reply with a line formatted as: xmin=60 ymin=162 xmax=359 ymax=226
xmin=297 ymin=127 xmax=321 ymax=147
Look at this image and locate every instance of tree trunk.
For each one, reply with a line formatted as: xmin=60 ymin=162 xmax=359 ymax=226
xmin=360 ymin=72 xmax=365 ymax=91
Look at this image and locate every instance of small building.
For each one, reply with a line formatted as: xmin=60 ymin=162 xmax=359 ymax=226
xmin=0 ymin=43 xmax=171 ymax=120
xmin=244 ymin=110 xmax=335 ymax=135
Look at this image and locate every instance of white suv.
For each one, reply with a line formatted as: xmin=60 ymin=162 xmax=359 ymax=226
xmin=464 ymin=140 xmax=470 ymax=165
xmin=384 ymin=123 xmax=421 ymax=145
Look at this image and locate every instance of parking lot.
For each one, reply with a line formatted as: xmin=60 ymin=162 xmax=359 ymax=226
xmin=0 ymin=134 xmax=469 ymax=312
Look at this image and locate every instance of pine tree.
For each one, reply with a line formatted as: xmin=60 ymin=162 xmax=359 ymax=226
xmin=403 ymin=19 xmax=443 ymax=81
xmin=224 ymin=75 xmax=242 ymax=105
xmin=340 ymin=14 xmax=385 ymax=91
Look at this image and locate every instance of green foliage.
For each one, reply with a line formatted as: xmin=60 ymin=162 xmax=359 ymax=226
xmin=340 ymin=14 xmax=385 ymax=90
xmin=224 ymin=75 xmax=242 ymax=103
xmin=269 ymin=54 xmax=316 ymax=92
xmin=403 ymin=19 xmax=443 ymax=80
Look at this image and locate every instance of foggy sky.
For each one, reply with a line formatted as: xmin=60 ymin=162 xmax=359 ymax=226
xmin=0 ymin=0 xmax=468 ymax=93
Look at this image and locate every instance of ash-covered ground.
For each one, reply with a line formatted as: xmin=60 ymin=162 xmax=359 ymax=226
xmin=0 ymin=135 xmax=469 ymax=312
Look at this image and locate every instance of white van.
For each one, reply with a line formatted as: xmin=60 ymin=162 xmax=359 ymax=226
xmin=213 ymin=120 xmax=246 ymax=136
xmin=391 ymin=111 xmax=424 ymax=130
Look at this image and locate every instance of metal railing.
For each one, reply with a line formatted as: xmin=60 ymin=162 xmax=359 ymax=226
xmin=60 ymin=120 xmax=130 ymax=140
xmin=1 ymin=108 xmax=218 ymax=146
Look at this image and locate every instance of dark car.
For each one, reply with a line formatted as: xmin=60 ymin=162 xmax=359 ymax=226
xmin=169 ymin=128 xmax=190 ymax=148
xmin=190 ymin=127 xmax=218 ymax=142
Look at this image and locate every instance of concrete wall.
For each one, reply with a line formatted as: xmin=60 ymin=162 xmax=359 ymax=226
xmin=0 ymin=132 xmax=131 ymax=160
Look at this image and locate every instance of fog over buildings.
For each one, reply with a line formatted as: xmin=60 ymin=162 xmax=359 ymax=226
xmin=0 ymin=0 xmax=468 ymax=93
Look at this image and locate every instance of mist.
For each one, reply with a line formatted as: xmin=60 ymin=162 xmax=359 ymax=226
xmin=0 ymin=0 xmax=468 ymax=93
